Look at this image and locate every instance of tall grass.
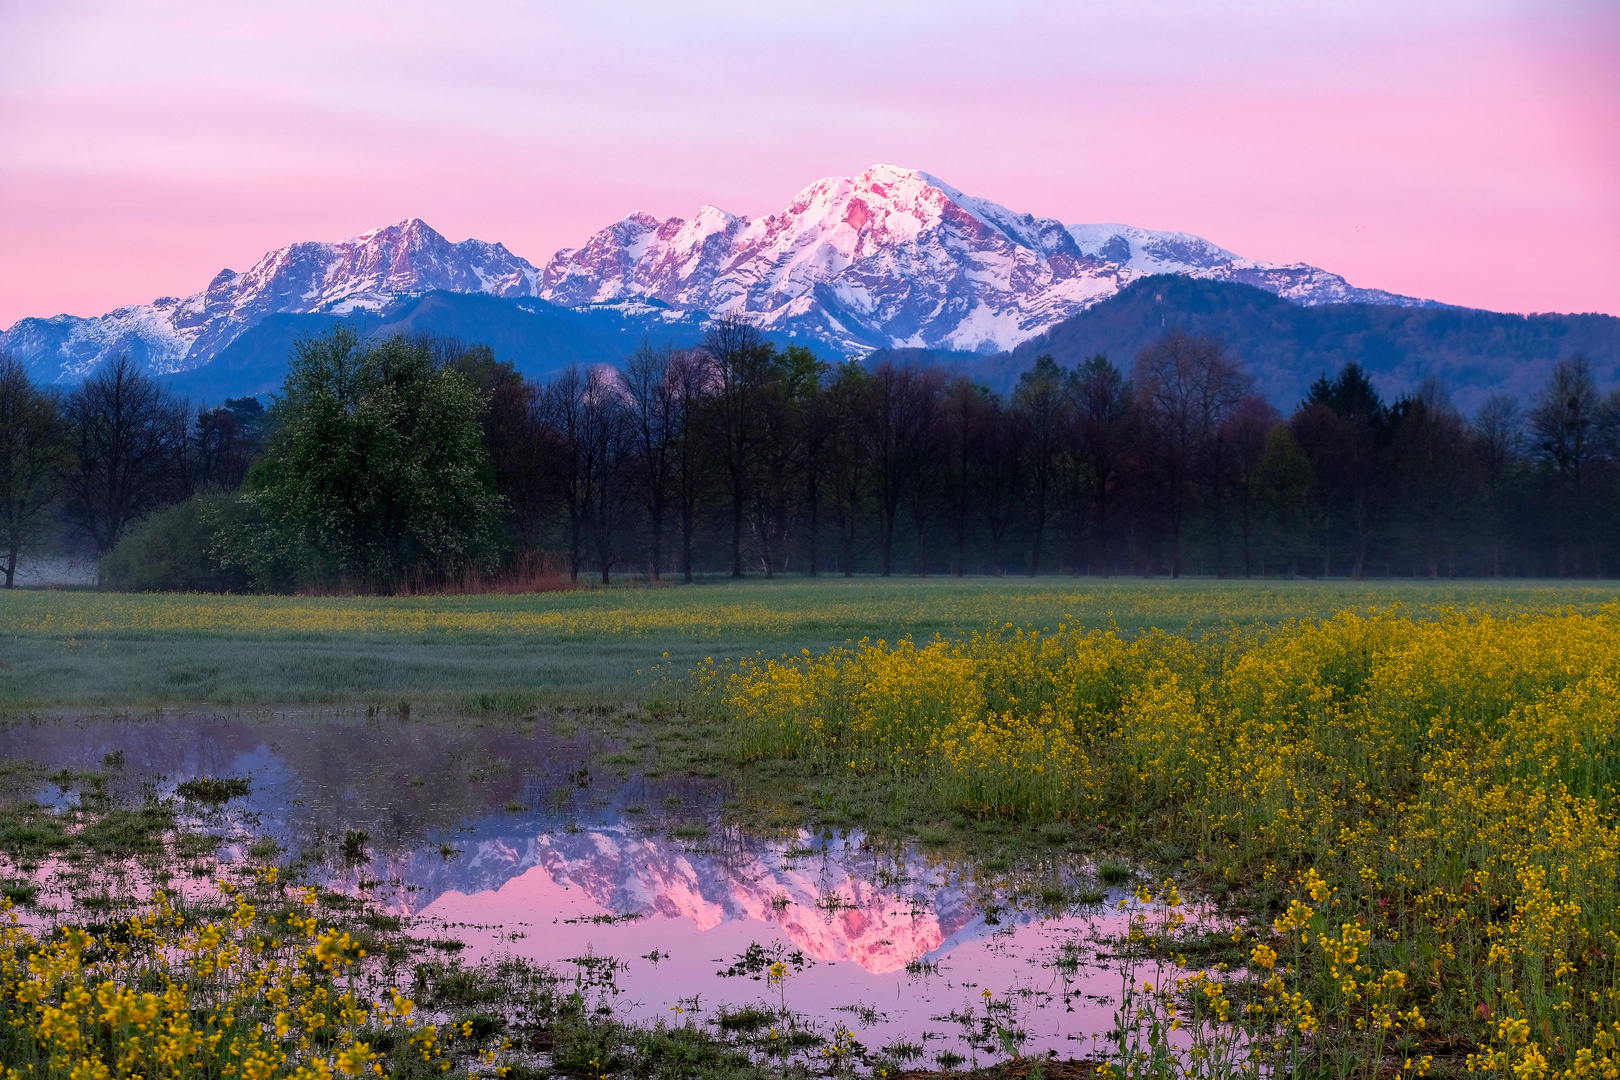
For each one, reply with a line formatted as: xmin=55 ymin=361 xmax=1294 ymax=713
xmin=699 ymin=607 xmax=1620 ymax=1077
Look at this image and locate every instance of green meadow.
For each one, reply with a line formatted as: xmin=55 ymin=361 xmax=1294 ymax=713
xmin=2 ymin=577 xmax=1614 ymax=710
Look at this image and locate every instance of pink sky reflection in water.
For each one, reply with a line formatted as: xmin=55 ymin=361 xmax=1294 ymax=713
xmin=1 ymin=713 xmax=1208 ymax=1059
xmin=386 ymin=827 xmax=1163 ymax=1060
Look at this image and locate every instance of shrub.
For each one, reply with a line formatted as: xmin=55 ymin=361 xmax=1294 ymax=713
xmin=98 ymin=490 xmax=251 ymax=592
xmin=174 ymin=776 xmax=251 ymax=804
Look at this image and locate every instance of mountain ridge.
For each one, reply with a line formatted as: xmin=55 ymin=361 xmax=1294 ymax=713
xmin=1 ymin=218 xmax=547 ymax=381
xmin=152 ymin=280 xmax=1620 ymax=413
xmin=2 ymin=165 xmax=1447 ymax=385
xmin=987 ymin=276 xmax=1620 ymax=412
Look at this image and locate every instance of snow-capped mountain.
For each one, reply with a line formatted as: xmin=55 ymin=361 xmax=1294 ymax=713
xmin=539 ymin=166 xmax=1124 ymax=352
xmin=353 ymin=824 xmax=989 ymax=975
xmin=540 ymin=166 xmax=1434 ymax=353
xmin=2 ymin=219 xmax=544 ymax=380
xmin=1064 ymin=223 xmax=1425 ymax=308
xmin=1 ymin=165 xmax=1438 ymax=383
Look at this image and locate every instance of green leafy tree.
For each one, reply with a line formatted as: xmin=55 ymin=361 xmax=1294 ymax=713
xmin=1293 ymin=363 xmax=1388 ymax=578
xmin=225 ymin=327 xmax=503 ymax=590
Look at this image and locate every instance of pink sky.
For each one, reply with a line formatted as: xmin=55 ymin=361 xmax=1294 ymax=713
xmin=1 ymin=1 xmax=1616 ymax=326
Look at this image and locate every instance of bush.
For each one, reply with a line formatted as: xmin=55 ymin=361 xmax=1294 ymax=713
xmin=98 ymin=491 xmax=252 ymax=592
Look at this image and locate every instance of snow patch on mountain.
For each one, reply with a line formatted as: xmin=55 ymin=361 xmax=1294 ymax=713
xmin=536 ymin=165 xmax=1435 ymax=354
xmin=1066 ymin=223 xmax=1432 ymax=307
xmin=2 ymin=219 xmax=544 ymax=382
xmin=1 ymin=166 xmax=1441 ymax=383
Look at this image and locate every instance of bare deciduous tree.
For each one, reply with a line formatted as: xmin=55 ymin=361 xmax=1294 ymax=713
xmin=866 ymin=362 xmax=943 ymax=577
xmin=0 ymin=354 xmax=72 ymax=587
xmin=825 ymin=362 xmax=873 ymax=578
xmin=64 ymin=355 xmax=190 ymax=555
xmin=1134 ymin=330 xmax=1251 ymax=578
xmin=543 ymin=366 xmax=594 ymax=583
xmin=940 ymin=377 xmax=986 ymax=577
xmin=667 ymin=349 xmax=713 ymax=584
xmin=624 ymin=342 xmax=679 ymax=581
xmin=702 ymin=316 xmax=772 ymax=578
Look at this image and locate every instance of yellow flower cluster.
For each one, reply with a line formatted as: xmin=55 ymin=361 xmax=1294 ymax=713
xmin=706 ymin=606 xmax=1620 ymax=1076
xmin=0 ymin=589 xmax=805 ymax=641
xmin=0 ymin=881 xmax=459 ymax=1079
xmin=5 ymin=580 xmax=1610 ymax=645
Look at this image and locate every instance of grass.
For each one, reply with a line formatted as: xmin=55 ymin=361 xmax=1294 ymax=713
xmin=3 ymin=577 xmax=1616 ymax=709
xmin=174 ymin=776 xmax=252 ymax=803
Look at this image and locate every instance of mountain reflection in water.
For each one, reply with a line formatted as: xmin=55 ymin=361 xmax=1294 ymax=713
xmin=2 ymin=714 xmax=1135 ymax=1058
xmin=383 ymin=823 xmax=988 ymax=975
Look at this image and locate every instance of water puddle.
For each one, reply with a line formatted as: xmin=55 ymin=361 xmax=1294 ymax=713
xmin=0 ymin=714 xmax=1187 ymax=1063
xmin=402 ymin=825 xmax=1133 ymax=1061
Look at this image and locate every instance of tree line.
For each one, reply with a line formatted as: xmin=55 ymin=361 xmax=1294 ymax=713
xmin=2 ymin=318 xmax=1617 ymax=590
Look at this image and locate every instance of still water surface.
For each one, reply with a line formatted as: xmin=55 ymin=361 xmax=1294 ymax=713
xmin=1 ymin=713 xmax=1168 ymax=1063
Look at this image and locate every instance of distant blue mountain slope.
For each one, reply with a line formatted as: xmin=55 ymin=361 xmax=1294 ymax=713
xmin=989 ymin=277 xmax=1620 ymax=411
xmin=162 ymin=293 xmax=733 ymax=401
xmin=145 ymin=279 xmax=1620 ymax=412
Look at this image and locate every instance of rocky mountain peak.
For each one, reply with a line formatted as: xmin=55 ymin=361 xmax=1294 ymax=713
xmin=2 ymin=165 xmax=1441 ymax=384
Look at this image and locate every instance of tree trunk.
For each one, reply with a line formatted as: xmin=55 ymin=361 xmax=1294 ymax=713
xmin=681 ymin=515 xmax=694 ymax=584
xmin=649 ymin=509 xmax=662 ymax=584
xmin=731 ymin=492 xmax=744 ymax=578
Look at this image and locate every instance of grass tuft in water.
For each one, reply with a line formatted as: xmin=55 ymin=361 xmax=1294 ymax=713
xmin=174 ymin=776 xmax=251 ymax=804
xmin=1095 ymin=861 xmax=1132 ymax=886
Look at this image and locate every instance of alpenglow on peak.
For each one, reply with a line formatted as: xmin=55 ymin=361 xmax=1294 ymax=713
xmin=1 ymin=165 xmax=1437 ymax=383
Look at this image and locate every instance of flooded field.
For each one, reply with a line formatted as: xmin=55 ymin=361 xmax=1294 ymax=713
xmin=0 ymin=712 xmax=1194 ymax=1068
xmin=13 ymin=589 xmax=1603 ymax=1076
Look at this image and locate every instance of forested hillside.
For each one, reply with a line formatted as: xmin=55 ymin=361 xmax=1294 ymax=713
xmin=162 ymin=294 xmax=719 ymax=400
xmin=994 ymin=276 xmax=1620 ymax=410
